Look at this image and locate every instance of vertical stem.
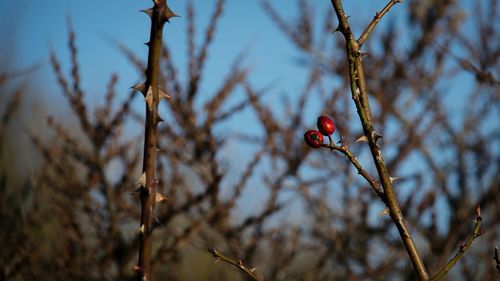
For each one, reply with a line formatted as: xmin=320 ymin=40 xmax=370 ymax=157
xmin=330 ymin=1 xmax=429 ymax=280
xmin=136 ymin=1 xmax=176 ymax=280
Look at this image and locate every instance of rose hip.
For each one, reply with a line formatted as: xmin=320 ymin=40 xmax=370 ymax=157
xmin=304 ymin=130 xmax=324 ymax=148
xmin=317 ymin=115 xmax=335 ymax=136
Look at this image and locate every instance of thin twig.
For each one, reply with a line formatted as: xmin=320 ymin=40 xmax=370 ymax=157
xmin=321 ymin=141 xmax=384 ymax=197
xmin=430 ymin=205 xmax=485 ymax=281
xmin=208 ymin=248 xmax=263 ymax=281
xmin=358 ymin=0 xmax=402 ymax=47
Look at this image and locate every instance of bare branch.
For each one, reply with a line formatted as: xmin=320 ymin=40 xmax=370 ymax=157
xmin=358 ymin=0 xmax=402 ymax=47
xmin=431 ymin=206 xmax=485 ymax=281
xmin=208 ymin=248 xmax=264 ymax=281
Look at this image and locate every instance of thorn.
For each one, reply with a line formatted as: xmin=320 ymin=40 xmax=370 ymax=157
xmin=371 ymin=131 xmax=383 ymax=144
xmin=214 ymin=258 xmax=220 ymax=264
xmin=355 ymin=135 xmax=368 ymax=143
xmin=139 ymin=224 xmax=145 ymax=234
xmin=155 ymin=192 xmax=169 ymax=203
xmin=237 ymin=260 xmax=244 ymax=268
xmin=337 ymin=134 xmax=345 ymax=144
xmin=389 ymin=176 xmax=399 ymax=183
xmin=159 ymin=88 xmax=171 ymax=99
xmin=378 ymin=207 xmax=390 ymax=217
xmin=156 ymin=114 xmax=164 ymax=125
xmin=250 ymin=267 xmax=257 ymax=273
xmin=332 ymin=26 xmax=341 ymax=33
xmin=144 ymin=41 xmax=151 ymax=47
xmin=133 ymin=265 xmax=142 ymax=272
xmin=145 ymin=86 xmax=170 ymax=111
xmin=132 ymin=83 xmax=170 ymax=99
xmin=145 ymin=86 xmax=154 ymax=110
xmin=136 ymin=172 xmax=146 ymax=188
xmin=141 ymin=8 xmax=154 ymax=18
xmin=161 ymin=5 xmax=179 ymax=23
xmin=131 ymin=83 xmax=146 ymax=95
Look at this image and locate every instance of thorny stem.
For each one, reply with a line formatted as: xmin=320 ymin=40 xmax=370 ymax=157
xmin=136 ymin=1 xmax=176 ymax=280
xmin=357 ymin=0 xmax=401 ymax=47
xmin=208 ymin=248 xmax=263 ymax=281
xmin=430 ymin=206 xmax=484 ymax=281
xmin=322 ymin=141 xmax=384 ymax=197
xmin=330 ymin=0 xmax=429 ymax=280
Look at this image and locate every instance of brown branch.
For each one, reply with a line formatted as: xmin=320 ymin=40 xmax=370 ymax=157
xmin=135 ymin=1 xmax=177 ymax=280
xmin=357 ymin=0 xmax=402 ymax=47
xmin=430 ymin=205 xmax=485 ymax=281
xmin=208 ymin=248 xmax=264 ymax=281
xmin=321 ymin=139 xmax=384 ymax=197
xmin=329 ymin=0 xmax=429 ymax=280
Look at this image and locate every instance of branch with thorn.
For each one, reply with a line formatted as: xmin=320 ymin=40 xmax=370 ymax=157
xmin=430 ymin=205 xmax=485 ymax=281
xmin=358 ymin=0 xmax=402 ymax=47
xmin=134 ymin=1 xmax=177 ymax=280
xmin=329 ymin=0 xmax=429 ymax=279
xmin=321 ymin=135 xmax=384 ymax=197
xmin=208 ymin=248 xmax=263 ymax=281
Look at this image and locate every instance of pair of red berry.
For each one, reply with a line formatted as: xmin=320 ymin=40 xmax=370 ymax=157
xmin=304 ymin=115 xmax=335 ymax=148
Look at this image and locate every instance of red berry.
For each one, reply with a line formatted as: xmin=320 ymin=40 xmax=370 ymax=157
xmin=304 ymin=130 xmax=324 ymax=148
xmin=317 ymin=115 xmax=335 ymax=136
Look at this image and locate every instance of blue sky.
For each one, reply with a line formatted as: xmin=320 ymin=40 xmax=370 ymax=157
xmin=0 ymin=0 xmax=386 ymax=153
xmin=2 ymin=1 xmax=493 ymax=228
xmin=0 ymin=0 xmax=386 ymax=104
xmin=0 ymin=0 xmax=397 ymax=222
